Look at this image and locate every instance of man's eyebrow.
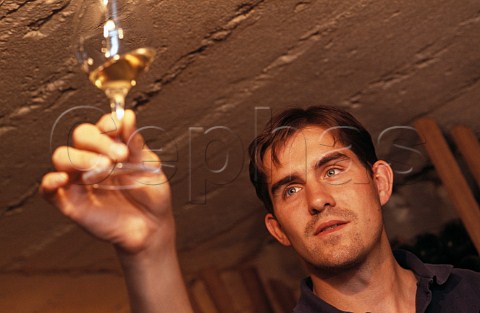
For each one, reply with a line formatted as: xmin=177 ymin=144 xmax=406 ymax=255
xmin=270 ymin=174 xmax=301 ymax=196
xmin=315 ymin=151 xmax=350 ymax=169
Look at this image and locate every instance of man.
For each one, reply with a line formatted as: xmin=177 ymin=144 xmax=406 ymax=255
xmin=248 ymin=106 xmax=480 ymax=312
xmin=41 ymin=106 xmax=480 ymax=313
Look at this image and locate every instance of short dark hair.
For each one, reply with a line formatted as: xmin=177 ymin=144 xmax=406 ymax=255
xmin=248 ymin=105 xmax=378 ymax=213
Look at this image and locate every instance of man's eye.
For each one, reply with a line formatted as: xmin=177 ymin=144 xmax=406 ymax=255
xmin=325 ymin=168 xmax=341 ymax=177
xmin=284 ymin=186 xmax=301 ymax=198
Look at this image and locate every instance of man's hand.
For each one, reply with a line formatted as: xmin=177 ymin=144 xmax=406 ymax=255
xmin=40 ymin=110 xmax=174 ymax=254
xmin=40 ymin=110 xmax=193 ymax=313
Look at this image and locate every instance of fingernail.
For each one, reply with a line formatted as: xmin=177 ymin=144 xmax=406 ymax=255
xmin=95 ymin=156 xmax=111 ymax=168
xmin=111 ymin=143 xmax=128 ymax=159
xmin=55 ymin=173 xmax=68 ymax=184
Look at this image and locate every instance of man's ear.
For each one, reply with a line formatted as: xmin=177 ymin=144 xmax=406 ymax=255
xmin=265 ymin=213 xmax=291 ymax=246
xmin=372 ymin=160 xmax=394 ymax=206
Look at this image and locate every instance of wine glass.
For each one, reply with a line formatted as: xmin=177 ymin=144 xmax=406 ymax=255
xmin=73 ymin=0 xmax=160 ymax=189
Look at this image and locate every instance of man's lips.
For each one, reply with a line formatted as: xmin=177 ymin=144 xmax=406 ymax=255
xmin=314 ymin=220 xmax=349 ymax=236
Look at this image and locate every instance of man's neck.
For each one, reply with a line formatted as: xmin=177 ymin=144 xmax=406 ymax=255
xmin=309 ymin=237 xmax=417 ymax=313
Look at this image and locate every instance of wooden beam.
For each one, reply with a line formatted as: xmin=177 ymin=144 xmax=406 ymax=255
xmin=268 ymin=279 xmax=296 ymax=313
xmin=415 ymin=118 xmax=480 ymax=253
xmin=200 ymin=268 xmax=233 ymax=313
xmin=451 ymin=125 xmax=480 ymax=187
xmin=190 ymin=279 xmax=218 ymax=313
xmin=187 ymin=286 xmax=204 ymax=313
xmin=240 ymin=267 xmax=275 ymax=313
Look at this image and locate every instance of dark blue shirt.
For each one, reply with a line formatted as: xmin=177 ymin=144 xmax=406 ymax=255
xmin=294 ymin=250 xmax=480 ymax=313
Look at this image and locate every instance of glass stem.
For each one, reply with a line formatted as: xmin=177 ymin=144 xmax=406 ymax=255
xmin=105 ymin=87 xmax=128 ymax=134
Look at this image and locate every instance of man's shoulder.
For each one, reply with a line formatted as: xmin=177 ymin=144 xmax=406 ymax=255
xmin=443 ymin=266 xmax=480 ymax=287
xmin=416 ymin=257 xmax=480 ymax=312
xmin=396 ymin=249 xmax=480 ymax=289
xmin=428 ymin=266 xmax=480 ymax=312
xmin=420 ymin=257 xmax=480 ymax=286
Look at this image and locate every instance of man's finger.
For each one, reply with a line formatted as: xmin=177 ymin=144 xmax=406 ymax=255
xmin=39 ymin=172 xmax=69 ymax=202
xmin=121 ymin=110 xmax=157 ymax=164
xmin=121 ymin=109 xmax=137 ymax=143
xmin=97 ymin=110 xmax=161 ymax=166
xmin=96 ymin=111 xmax=136 ymax=143
xmin=72 ymin=123 xmax=128 ymax=161
xmin=52 ymin=146 xmax=113 ymax=173
xmin=96 ymin=113 xmax=122 ymax=137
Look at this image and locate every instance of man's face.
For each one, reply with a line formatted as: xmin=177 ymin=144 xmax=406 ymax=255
xmin=263 ymin=126 xmax=392 ymax=271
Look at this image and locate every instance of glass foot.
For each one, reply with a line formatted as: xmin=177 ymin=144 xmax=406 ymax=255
xmin=82 ymin=162 xmax=163 ymax=190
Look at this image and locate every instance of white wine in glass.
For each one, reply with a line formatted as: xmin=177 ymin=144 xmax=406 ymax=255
xmin=74 ymin=0 xmax=160 ymax=189
xmin=89 ymin=47 xmax=156 ymax=120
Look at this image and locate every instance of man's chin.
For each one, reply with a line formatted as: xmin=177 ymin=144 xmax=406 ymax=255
xmin=306 ymin=246 xmax=367 ymax=274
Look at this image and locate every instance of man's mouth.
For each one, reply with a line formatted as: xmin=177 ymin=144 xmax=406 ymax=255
xmin=315 ymin=220 xmax=349 ymax=236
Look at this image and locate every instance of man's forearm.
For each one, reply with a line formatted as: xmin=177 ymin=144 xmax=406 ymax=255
xmin=117 ymin=234 xmax=194 ymax=313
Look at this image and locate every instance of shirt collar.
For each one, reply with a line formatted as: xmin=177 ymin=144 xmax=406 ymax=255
xmin=393 ymin=249 xmax=453 ymax=285
xmin=294 ymin=249 xmax=454 ymax=313
xmin=295 ymin=277 xmax=349 ymax=313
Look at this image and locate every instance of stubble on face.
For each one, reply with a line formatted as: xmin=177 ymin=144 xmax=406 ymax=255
xmin=301 ymin=207 xmax=375 ymax=273
xmin=266 ymin=127 xmax=387 ymax=274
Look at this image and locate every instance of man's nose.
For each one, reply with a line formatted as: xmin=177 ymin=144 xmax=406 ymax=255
xmin=305 ymin=181 xmax=336 ymax=215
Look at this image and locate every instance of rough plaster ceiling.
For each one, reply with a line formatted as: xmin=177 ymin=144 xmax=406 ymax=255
xmin=0 ymin=0 xmax=479 ymax=286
